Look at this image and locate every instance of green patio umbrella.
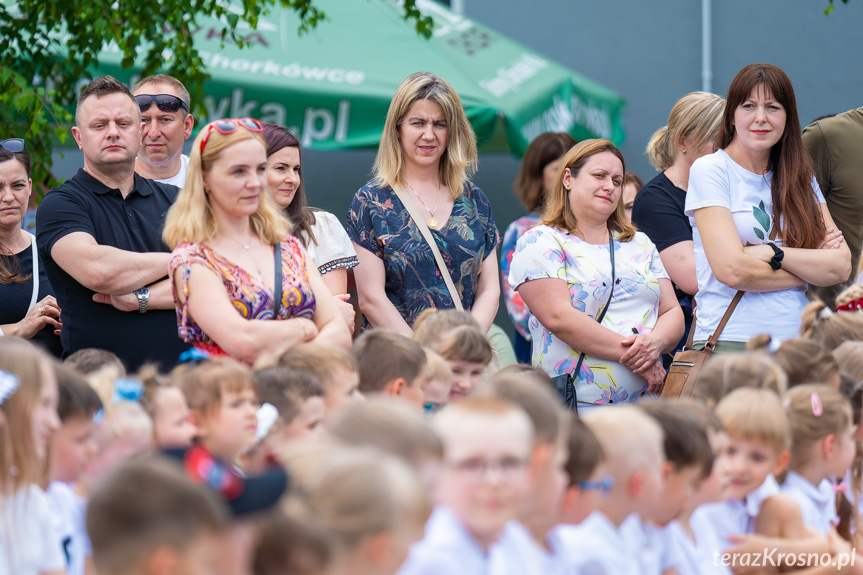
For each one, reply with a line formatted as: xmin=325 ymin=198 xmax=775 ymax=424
xmin=97 ymin=0 xmax=625 ymax=157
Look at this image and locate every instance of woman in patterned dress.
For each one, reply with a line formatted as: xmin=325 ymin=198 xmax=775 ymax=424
xmin=347 ymin=72 xmax=500 ymax=333
xmin=163 ymin=119 xmax=351 ymax=365
xmin=509 ymin=140 xmax=683 ymax=411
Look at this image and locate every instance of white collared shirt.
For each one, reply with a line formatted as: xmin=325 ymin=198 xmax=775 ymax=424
xmin=691 ymin=475 xmax=780 ymax=558
xmin=555 ymin=512 xmax=641 ymax=575
xmin=619 ymin=514 xmax=669 ymax=575
xmin=781 ymin=471 xmax=838 ymax=536
xmin=489 ymin=521 xmax=572 ymax=575
xmin=397 ymin=506 xmax=490 ymax=575
xmin=665 ymin=519 xmax=732 ymax=575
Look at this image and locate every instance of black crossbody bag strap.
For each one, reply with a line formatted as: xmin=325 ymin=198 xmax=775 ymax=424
xmin=274 ymin=242 xmax=283 ymax=318
xmin=564 ymin=232 xmax=616 ymax=410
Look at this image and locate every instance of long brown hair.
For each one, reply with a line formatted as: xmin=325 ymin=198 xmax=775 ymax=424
xmin=0 ymin=148 xmax=32 ymax=284
xmin=542 ymin=139 xmax=636 ymax=242
xmin=261 ymin=124 xmax=317 ymax=247
xmin=719 ymin=64 xmax=824 ymax=249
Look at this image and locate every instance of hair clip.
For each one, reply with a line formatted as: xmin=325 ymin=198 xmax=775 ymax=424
xmin=836 ymin=297 xmax=863 ymax=313
xmin=811 ymin=392 xmax=823 ymax=417
xmin=833 ymin=480 xmax=848 ymax=495
xmin=113 ymin=378 xmax=144 ymax=403
xmin=179 ymin=348 xmax=210 ymax=364
xmin=255 ymin=403 xmax=278 ymax=442
xmin=818 ymin=306 xmax=834 ymax=320
xmin=766 ymin=337 xmax=781 ymax=353
xmin=0 ymin=369 xmax=19 ymax=406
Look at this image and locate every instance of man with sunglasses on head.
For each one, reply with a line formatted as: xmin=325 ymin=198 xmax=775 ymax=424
xmin=132 ymin=74 xmax=194 ymax=187
xmin=36 ymin=75 xmax=188 ymax=371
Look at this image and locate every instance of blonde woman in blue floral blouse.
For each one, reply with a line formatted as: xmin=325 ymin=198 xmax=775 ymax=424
xmin=347 ymin=72 xmax=500 ymax=333
xmin=509 ymin=140 xmax=683 ymax=411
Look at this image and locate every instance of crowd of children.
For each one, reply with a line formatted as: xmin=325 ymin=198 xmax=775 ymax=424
xmin=4 ymin=299 xmax=863 ymax=575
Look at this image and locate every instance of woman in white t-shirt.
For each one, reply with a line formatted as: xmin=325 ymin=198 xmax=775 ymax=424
xmin=262 ymin=123 xmax=358 ymax=332
xmin=0 ymin=337 xmax=64 ymax=575
xmin=685 ymin=64 xmax=850 ymax=350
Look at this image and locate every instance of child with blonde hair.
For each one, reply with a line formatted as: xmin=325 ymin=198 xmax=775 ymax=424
xmin=834 ymin=342 xmax=863 ymax=384
xmin=0 ymin=337 xmax=64 ymax=575
xmin=802 ymin=301 xmax=863 ymax=351
xmin=777 ymin=385 xmax=855 ymax=536
xmin=177 ymin=357 xmax=258 ymax=466
xmin=399 ymin=396 xmax=534 ymax=574
xmin=272 ymin=343 xmax=361 ymax=416
xmin=139 ymin=365 xmax=195 ymax=449
xmin=691 ymin=351 xmax=788 ymax=408
xmin=282 ymin=444 xmax=431 ymax=575
xmin=748 ymin=335 xmax=841 ymax=389
xmin=420 ymin=348 xmax=452 ymax=416
xmin=413 ymin=309 xmax=493 ymax=400
xmin=556 ymin=405 xmax=666 ymax=574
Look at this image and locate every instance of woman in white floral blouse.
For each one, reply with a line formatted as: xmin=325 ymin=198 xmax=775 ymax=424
xmin=509 ymin=139 xmax=683 ymax=411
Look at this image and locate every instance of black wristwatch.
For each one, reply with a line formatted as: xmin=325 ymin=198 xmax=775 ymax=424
xmin=766 ymin=242 xmax=784 ymax=271
xmin=135 ymin=287 xmax=150 ymax=314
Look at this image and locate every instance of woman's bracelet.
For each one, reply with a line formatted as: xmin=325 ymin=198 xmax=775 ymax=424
xmin=766 ymin=242 xmax=784 ymax=270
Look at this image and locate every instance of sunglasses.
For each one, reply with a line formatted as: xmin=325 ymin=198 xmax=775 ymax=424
xmin=199 ymin=118 xmax=263 ymax=154
xmin=577 ymin=477 xmax=614 ymax=494
xmin=135 ymin=94 xmax=189 ymax=114
xmin=0 ymin=138 xmax=25 ymax=153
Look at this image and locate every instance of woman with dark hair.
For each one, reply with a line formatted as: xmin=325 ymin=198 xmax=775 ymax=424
xmin=686 ymin=64 xmax=850 ymax=350
xmin=262 ymin=124 xmax=357 ymax=330
xmin=500 ymin=132 xmax=576 ymax=363
xmin=509 ymin=140 xmax=683 ymax=411
xmin=0 ymin=139 xmax=62 ymax=355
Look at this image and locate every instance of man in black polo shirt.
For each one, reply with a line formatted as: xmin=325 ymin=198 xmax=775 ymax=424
xmin=37 ymin=75 xmax=188 ymax=370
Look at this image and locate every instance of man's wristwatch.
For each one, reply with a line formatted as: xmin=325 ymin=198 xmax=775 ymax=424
xmin=766 ymin=242 xmax=784 ymax=271
xmin=135 ymin=287 xmax=150 ymax=314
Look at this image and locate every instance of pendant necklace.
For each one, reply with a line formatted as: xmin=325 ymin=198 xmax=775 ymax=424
xmin=225 ymin=232 xmax=263 ymax=277
xmin=406 ymin=180 xmax=442 ymax=229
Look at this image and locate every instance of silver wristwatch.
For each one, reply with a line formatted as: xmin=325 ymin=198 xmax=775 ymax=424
xmin=135 ymin=287 xmax=150 ymax=314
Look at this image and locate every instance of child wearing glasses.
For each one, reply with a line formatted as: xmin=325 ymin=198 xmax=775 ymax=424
xmin=398 ymin=396 xmax=534 ymax=575
xmin=556 ymin=405 xmax=666 ymax=575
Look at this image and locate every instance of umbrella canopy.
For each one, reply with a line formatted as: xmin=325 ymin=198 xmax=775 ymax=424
xmin=97 ymin=0 xmax=625 ymax=157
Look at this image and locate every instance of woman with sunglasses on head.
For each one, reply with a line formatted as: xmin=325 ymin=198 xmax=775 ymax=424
xmin=261 ymin=124 xmax=357 ymax=332
xmin=685 ymin=64 xmax=851 ymax=352
xmin=347 ymin=72 xmax=500 ymax=334
xmin=163 ymin=119 xmax=351 ymax=365
xmin=0 ymin=139 xmax=62 ymax=356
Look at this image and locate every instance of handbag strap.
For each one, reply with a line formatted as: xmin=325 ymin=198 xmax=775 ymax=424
xmin=25 ymin=231 xmax=39 ymax=314
xmin=393 ymin=185 xmax=464 ymax=311
xmin=569 ymin=231 xmax=617 ymax=381
xmin=273 ymin=241 xmax=283 ymax=318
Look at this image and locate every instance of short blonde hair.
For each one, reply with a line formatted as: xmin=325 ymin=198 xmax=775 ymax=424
xmin=542 ymin=139 xmax=636 ymax=242
xmin=834 ymin=342 xmax=863 ymax=383
xmin=163 ymin=126 xmax=290 ymax=248
xmin=692 ymin=352 xmax=788 ymax=408
xmin=716 ymin=387 xmax=791 ymax=453
xmin=177 ymin=358 xmax=257 ymax=417
xmin=373 ymin=72 xmax=477 ymax=200
xmin=646 ymin=91 xmax=725 ymax=171
xmin=432 ymin=395 xmax=533 ymax=453
xmin=582 ymin=406 xmax=664 ymax=475
xmin=273 ymin=344 xmax=357 ymax=393
xmin=326 ymin=398 xmax=443 ymax=465
xmin=413 ymin=309 xmax=492 ymax=364
xmin=282 ymin=444 xmax=431 ymax=552
xmin=422 ymin=348 xmax=452 ymax=383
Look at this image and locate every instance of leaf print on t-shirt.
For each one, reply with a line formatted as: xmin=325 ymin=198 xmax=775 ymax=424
xmin=752 ymin=200 xmax=771 ymax=241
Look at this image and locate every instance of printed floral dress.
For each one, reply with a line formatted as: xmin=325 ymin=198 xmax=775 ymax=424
xmin=347 ymin=181 xmax=499 ymax=328
xmin=509 ymin=225 xmax=669 ymax=406
xmin=169 ymin=236 xmax=316 ymax=358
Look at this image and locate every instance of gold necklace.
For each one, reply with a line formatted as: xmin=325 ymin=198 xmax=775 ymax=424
xmin=224 ymin=232 xmax=263 ymax=277
xmin=405 ymin=180 xmax=441 ymax=229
